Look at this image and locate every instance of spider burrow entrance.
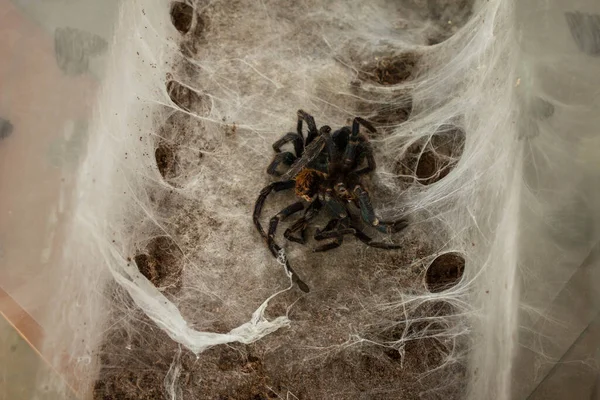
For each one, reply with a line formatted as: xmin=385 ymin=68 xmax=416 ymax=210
xmin=133 ymin=235 xmax=184 ymax=293
xmin=170 ymin=2 xmax=194 ymax=34
xmin=395 ymin=124 xmax=466 ymax=186
xmin=154 ymin=111 xmax=219 ymax=187
xmin=425 ymin=252 xmax=465 ymax=293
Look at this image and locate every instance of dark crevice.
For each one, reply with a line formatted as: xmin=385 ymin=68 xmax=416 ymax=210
xmin=425 ymin=253 xmax=465 ymax=292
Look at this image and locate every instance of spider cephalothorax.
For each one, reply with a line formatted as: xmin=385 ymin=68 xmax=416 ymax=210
xmin=253 ymin=110 xmax=407 ymax=292
xmin=295 ymin=169 xmax=326 ymax=201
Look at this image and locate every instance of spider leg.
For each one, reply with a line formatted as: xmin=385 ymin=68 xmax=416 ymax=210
xmin=332 ymin=126 xmax=350 ymax=151
xmin=312 ymin=217 xmax=355 ymax=252
xmin=267 ymin=152 xmax=296 ymax=176
xmin=284 ymin=199 xmax=322 ymax=244
xmin=353 ymin=185 xmax=408 ymax=234
xmin=313 ymin=237 xmax=343 ymax=252
xmin=267 ymin=202 xmax=304 ymax=251
xmin=352 ymin=227 xmax=403 ymax=249
xmin=343 ymin=117 xmax=377 ymax=171
xmin=314 ymin=219 xmax=355 ymax=240
xmin=254 ymin=183 xmax=310 ymax=292
xmin=273 ymin=132 xmax=304 ymax=157
xmin=354 ymin=116 xmax=377 ymax=134
xmin=298 ymin=109 xmax=319 ymax=145
xmin=253 ymin=180 xmax=295 ymax=238
xmin=268 ymin=241 xmax=310 ymax=293
xmin=351 ymin=141 xmax=376 ymax=176
xmin=315 ymin=218 xmax=339 ymax=237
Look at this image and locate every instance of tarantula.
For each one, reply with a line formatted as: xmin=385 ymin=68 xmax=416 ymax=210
xmin=253 ymin=110 xmax=407 ymax=292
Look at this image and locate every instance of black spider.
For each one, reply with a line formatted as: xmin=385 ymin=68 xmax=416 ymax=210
xmin=253 ymin=110 xmax=407 ymax=292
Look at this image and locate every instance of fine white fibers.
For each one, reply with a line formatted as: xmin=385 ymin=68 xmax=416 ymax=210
xmin=44 ymin=0 xmax=577 ymax=398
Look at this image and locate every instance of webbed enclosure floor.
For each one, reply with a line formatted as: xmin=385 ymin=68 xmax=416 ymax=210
xmin=91 ymin=1 xmax=474 ymax=399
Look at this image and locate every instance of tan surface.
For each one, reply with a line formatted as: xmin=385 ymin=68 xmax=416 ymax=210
xmin=0 ymin=0 xmax=100 ymax=397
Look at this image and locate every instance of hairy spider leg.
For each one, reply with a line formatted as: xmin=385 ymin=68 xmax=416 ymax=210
xmin=308 ymin=195 xmax=353 ymax=252
xmin=353 ymin=186 xmax=408 ymax=234
xmin=267 ymin=130 xmax=306 ymax=176
xmin=342 ymin=117 xmax=376 ymax=171
xmin=284 ymin=199 xmax=323 ymax=244
xmin=253 ymin=180 xmax=310 ymax=292
xmin=352 ymin=227 xmax=403 ymax=249
xmin=268 ymin=240 xmax=310 ymax=293
xmin=253 ymin=180 xmax=295 ymax=238
xmin=315 ymin=218 xmax=340 ymax=238
xmin=313 ymin=237 xmax=343 ymax=252
xmin=331 ymin=126 xmax=350 ymax=150
xmin=297 ymin=109 xmax=319 ymax=145
xmin=313 ymin=217 xmax=403 ymax=252
xmin=313 ymin=218 xmax=356 ymax=252
xmin=351 ymin=140 xmax=376 ymax=176
xmin=267 ymin=152 xmax=296 ymax=176
xmin=267 ymin=202 xmax=304 ymax=252
xmin=273 ymin=132 xmax=304 ymax=157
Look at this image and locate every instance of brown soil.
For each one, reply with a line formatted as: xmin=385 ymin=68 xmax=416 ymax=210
xmin=93 ymin=2 xmax=471 ymax=399
xmin=170 ymin=2 xmax=194 ymax=34
xmin=93 ymin=292 xmax=466 ymax=400
xmin=425 ymin=253 xmax=465 ymax=293
xmin=395 ymin=124 xmax=466 ymax=186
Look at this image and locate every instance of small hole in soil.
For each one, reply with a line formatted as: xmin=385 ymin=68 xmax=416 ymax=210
xmin=395 ymin=124 xmax=466 ymax=185
xmin=360 ymin=52 xmax=419 ymax=85
xmin=178 ymin=8 xmax=207 ymax=56
xmin=425 ymin=253 xmax=465 ymax=293
xmin=134 ymin=236 xmax=183 ymax=289
xmin=155 ymin=112 xmax=216 ymax=187
xmin=170 ymin=2 xmax=194 ymax=34
xmin=155 ymin=141 xmax=179 ymax=183
xmin=166 ymin=79 xmax=207 ymax=114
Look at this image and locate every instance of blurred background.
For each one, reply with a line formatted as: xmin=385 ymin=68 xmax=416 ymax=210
xmin=0 ymin=0 xmax=116 ymax=398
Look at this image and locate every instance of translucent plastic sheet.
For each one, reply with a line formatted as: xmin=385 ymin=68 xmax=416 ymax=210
xmin=0 ymin=0 xmax=599 ymax=399
xmin=0 ymin=0 xmax=117 ymax=395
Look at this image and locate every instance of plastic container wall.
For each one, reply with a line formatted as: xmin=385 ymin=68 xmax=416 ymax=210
xmin=1 ymin=0 xmax=599 ymax=399
xmin=511 ymin=0 xmax=600 ymax=399
xmin=0 ymin=0 xmax=118 ymax=395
